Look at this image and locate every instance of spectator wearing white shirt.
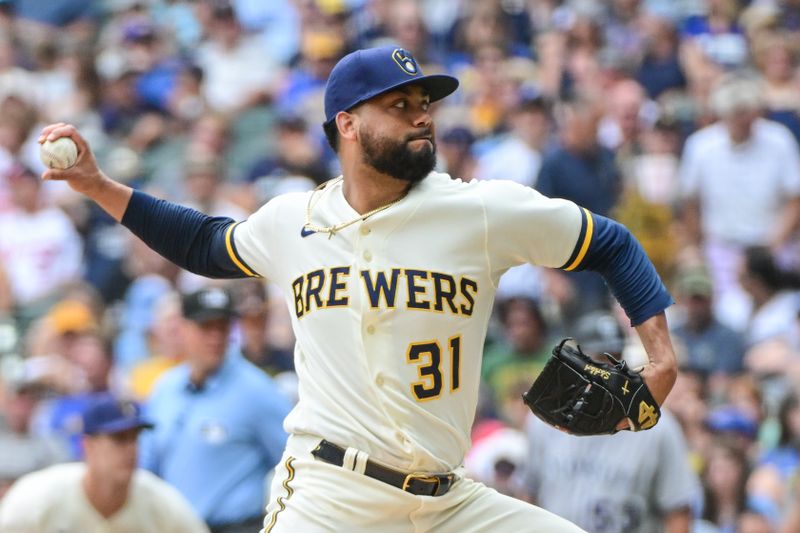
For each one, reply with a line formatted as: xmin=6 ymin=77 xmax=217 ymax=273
xmin=0 ymin=164 xmax=83 ymax=311
xmin=680 ymin=73 xmax=800 ymax=330
xmin=739 ymin=246 xmax=800 ymax=348
xmin=474 ymin=90 xmax=550 ymax=188
xmin=195 ymin=1 xmax=280 ymax=115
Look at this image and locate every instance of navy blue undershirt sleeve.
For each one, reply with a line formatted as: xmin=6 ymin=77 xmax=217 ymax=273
xmin=120 ymin=190 xmax=258 ymax=278
xmin=561 ymin=210 xmax=673 ymax=326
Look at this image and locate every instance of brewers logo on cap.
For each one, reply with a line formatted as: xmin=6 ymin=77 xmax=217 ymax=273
xmin=392 ymin=48 xmax=419 ymax=76
xmin=119 ymin=401 xmax=137 ymax=418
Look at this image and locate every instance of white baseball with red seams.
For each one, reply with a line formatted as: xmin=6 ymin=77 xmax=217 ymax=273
xmin=40 ymin=137 xmax=79 ymax=169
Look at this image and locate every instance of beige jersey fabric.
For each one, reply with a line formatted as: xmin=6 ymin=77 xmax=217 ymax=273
xmin=0 ymin=463 xmax=209 ymax=533
xmin=234 ymin=173 xmax=583 ymax=472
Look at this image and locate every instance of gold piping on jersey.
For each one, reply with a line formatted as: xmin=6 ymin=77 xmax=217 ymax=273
xmin=563 ymin=208 xmax=594 ymax=271
xmin=263 ymin=456 xmax=296 ymax=533
xmin=224 ymin=222 xmax=259 ymax=277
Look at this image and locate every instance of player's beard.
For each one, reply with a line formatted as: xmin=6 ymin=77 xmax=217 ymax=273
xmin=359 ymin=127 xmax=436 ymax=183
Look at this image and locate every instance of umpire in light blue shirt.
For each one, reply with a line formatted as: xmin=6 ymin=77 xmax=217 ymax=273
xmin=139 ymin=286 xmax=291 ymax=533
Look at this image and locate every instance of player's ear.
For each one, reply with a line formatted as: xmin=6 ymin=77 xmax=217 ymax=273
xmin=336 ymin=111 xmax=358 ymax=142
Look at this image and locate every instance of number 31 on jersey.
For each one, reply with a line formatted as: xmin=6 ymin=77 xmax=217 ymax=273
xmin=406 ymin=335 xmax=461 ymax=401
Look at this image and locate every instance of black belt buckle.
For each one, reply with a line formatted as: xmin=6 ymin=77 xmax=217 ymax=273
xmin=402 ymin=472 xmax=453 ymax=497
xmin=312 ymin=439 xmax=455 ymax=497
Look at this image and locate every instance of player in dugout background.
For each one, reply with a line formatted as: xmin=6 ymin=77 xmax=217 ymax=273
xmin=37 ymin=47 xmax=677 ymax=532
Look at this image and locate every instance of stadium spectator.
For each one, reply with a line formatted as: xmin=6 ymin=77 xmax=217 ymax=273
xmin=246 ymin=113 xmax=331 ymax=193
xmin=537 ymin=98 xmax=622 ymax=316
xmin=699 ymin=440 xmax=751 ymax=531
xmin=126 ymin=291 xmax=186 ymax=400
xmin=464 ymin=421 xmax=528 ymax=500
xmin=474 ymin=90 xmax=550 ymax=188
xmin=739 ymin=246 xmax=800 ymax=348
xmin=604 ymin=0 xmax=648 ymax=67
xmin=481 ymin=296 xmax=550 ymax=420
xmin=537 ymin=98 xmax=620 ymax=219
xmin=437 ymin=125 xmax=477 ymax=181
xmin=680 ymin=73 xmax=800 ymax=330
xmin=0 ymin=356 xmax=67 ymax=497
xmin=0 ymin=163 xmax=83 ymax=320
xmin=195 ymin=0 xmax=280 ymax=115
xmin=753 ymin=32 xmax=800 ymax=141
xmin=181 ymin=152 xmax=247 ymax=220
xmin=37 ymin=329 xmax=115 ymax=460
xmin=636 ymin=17 xmax=686 ymax=99
xmin=748 ymin=391 xmax=800 ymax=528
xmin=680 ymin=0 xmax=749 ymax=74
xmin=273 ymin=27 xmax=344 ymax=118
xmin=230 ymin=279 xmax=293 ymax=378
xmin=113 ymin=236 xmax=178 ymax=371
xmin=671 ymin=267 xmax=745 ymax=376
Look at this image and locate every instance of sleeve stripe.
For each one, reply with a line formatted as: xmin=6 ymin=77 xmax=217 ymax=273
xmin=225 ymin=222 xmax=259 ymax=278
xmin=563 ymin=208 xmax=594 ymax=271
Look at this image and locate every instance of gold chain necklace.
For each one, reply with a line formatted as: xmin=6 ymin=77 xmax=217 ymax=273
xmin=303 ymin=177 xmax=409 ymax=239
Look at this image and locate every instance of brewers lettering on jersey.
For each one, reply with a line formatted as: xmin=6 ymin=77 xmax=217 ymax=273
xmin=39 ymin=46 xmax=678 ymax=533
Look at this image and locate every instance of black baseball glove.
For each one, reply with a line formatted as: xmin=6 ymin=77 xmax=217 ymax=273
xmin=522 ymin=338 xmax=660 ymax=435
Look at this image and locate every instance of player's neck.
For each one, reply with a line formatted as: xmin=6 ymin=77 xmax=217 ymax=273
xmin=341 ymin=161 xmax=412 ymax=215
xmin=83 ymin=471 xmax=129 ymax=518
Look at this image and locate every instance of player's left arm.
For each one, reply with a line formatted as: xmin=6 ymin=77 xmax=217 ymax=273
xmin=564 ymin=209 xmax=677 ymax=405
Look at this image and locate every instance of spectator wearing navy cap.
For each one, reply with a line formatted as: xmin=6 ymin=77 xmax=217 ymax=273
xmin=139 ymin=286 xmax=291 ymax=533
xmin=0 ymin=393 xmax=208 ymax=532
xmin=246 ymin=112 xmax=332 ymax=196
xmin=437 ymin=125 xmax=476 ymax=180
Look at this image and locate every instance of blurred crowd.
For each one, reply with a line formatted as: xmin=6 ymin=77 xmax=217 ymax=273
xmin=0 ymin=0 xmax=800 ymax=531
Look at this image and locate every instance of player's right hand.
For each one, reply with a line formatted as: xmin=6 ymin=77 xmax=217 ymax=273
xmin=38 ymin=123 xmax=105 ymax=196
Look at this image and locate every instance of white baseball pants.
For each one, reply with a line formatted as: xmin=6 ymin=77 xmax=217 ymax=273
xmin=260 ymin=434 xmax=585 ymax=533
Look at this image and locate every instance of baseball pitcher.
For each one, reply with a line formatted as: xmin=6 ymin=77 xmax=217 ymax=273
xmin=38 ymin=47 xmax=677 ymax=532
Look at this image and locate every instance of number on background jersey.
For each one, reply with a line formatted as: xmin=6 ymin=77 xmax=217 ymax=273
xmin=406 ymin=335 xmax=461 ymax=401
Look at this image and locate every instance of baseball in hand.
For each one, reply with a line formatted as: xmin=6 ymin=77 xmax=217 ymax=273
xmin=40 ymin=137 xmax=79 ymax=169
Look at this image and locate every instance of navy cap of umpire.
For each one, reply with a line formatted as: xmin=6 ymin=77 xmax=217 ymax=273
xmin=323 ymin=46 xmax=459 ymax=125
xmin=182 ymin=287 xmax=235 ymax=323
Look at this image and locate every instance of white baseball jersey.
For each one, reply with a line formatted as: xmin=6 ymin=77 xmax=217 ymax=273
xmin=233 ymin=172 xmax=586 ymax=472
xmin=0 ymin=463 xmax=209 ymax=533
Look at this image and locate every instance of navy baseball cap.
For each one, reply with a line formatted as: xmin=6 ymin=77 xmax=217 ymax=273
xmin=182 ymin=287 xmax=235 ymax=323
xmin=324 ymin=46 xmax=459 ymax=125
xmin=705 ymin=406 xmax=758 ymax=439
xmin=82 ymin=394 xmax=153 ymax=435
